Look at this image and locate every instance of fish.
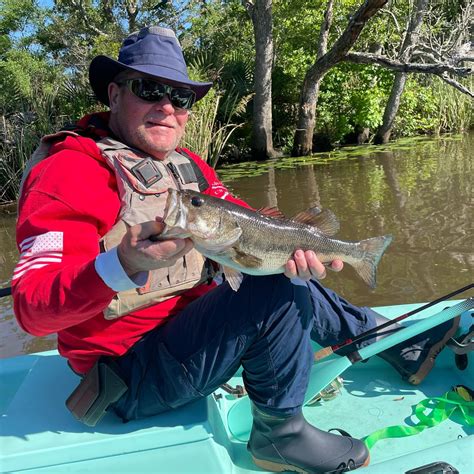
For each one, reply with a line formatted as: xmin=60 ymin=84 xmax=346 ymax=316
xmin=159 ymin=188 xmax=393 ymax=291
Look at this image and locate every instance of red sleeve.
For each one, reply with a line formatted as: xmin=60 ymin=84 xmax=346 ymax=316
xmin=180 ymin=148 xmax=252 ymax=208
xmin=12 ymin=139 xmax=120 ymax=336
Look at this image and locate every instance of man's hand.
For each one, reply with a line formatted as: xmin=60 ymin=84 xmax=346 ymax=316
xmin=284 ymin=250 xmax=343 ymax=281
xmin=117 ymin=218 xmax=193 ymax=277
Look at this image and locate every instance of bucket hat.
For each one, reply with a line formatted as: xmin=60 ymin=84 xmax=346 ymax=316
xmin=89 ymin=26 xmax=212 ymax=106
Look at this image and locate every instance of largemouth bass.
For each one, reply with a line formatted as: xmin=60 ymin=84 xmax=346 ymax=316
xmin=160 ymin=188 xmax=392 ymax=291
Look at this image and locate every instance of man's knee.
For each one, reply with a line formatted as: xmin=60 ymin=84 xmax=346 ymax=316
xmin=239 ymin=275 xmax=313 ymax=330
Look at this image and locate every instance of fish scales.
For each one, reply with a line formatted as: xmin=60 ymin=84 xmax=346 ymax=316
xmin=227 ymin=209 xmax=367 ymax=273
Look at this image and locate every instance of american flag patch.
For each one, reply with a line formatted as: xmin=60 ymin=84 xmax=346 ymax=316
xmin=12 ymin=231 xmax=63 ymax=281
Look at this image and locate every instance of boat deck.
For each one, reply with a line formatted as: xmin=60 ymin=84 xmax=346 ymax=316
xmin=1 ymin=301 xmax=473 ymax=473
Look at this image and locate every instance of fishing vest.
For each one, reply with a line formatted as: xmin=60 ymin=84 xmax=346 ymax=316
xmin=21 ymin=131 xmax=215 ymax=320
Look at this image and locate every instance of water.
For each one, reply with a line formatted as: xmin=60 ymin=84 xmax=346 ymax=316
xmin=1 ymin=133 xmax=472 ymax=358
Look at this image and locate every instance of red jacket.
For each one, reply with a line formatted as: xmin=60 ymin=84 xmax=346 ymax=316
xmin=12 ymin=112 xmax=249 ymax=374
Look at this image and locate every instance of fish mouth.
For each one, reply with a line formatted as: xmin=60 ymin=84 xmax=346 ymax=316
xmin=162 ymin=189 xmax=190 ymax=238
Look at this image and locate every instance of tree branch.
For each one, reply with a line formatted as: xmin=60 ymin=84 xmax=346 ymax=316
xmin=344 ymin=52 xmax=472 ymax=77
xmin=439 ymin=74 xmax=474 ymax=98
xmin=317 ymin=0 xmax=334 ymax=59
xmin=69 ymin=0 xmax=107 ymax=36
xmin=457 ymin=56 xmax=474 ymax=64
xmin=343 ymin=52 xmax=473 ymax=97
xmin=380 ymin=8 xmax=401 ymax=32
xmin=310 ymin=0 xmax=389 ymax=76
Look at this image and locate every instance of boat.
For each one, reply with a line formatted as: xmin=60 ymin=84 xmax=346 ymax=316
xmin=1 ymin=300 xmax=473 ymax=473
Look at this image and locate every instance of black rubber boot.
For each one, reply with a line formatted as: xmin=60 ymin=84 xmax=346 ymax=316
xmin=374 ymin=314 xmax=460 ymax=385
xmin=247 ymin=405 xmax=370 ymax=473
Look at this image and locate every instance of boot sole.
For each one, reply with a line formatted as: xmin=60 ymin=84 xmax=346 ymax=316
xmin=251 ymin=453 xmax=370 ymax=473
xmin=407 ymin=316 xmax=460 ymax=385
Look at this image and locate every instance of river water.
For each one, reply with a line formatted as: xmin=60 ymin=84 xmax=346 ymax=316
xmin=1 ymin=133 xmax=472 ymax=358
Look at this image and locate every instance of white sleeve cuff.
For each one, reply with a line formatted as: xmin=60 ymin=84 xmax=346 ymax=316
xmin=95 ymin=247 xmax=148 ymax=292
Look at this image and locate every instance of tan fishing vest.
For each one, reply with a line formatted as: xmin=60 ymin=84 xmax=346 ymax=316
xmin=20 ymin=131 xmax=214 ymax=320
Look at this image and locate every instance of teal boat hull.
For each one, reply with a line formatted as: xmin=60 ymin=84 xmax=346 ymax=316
xmin=1 ymin=301 xmax=473 ymax=473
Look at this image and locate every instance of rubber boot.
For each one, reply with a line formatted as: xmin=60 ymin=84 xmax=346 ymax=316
xmin=374 ymin=313 xmax=460 ymax=384
xmin=247 ymin=405 xmax=370 ymax=473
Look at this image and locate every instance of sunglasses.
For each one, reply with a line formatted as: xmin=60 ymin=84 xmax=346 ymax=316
xmin=116 ymin=78 xmax=196 ymax=110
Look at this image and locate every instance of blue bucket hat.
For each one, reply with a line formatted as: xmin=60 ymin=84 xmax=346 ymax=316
xmin=89 ymin=26 xmax=212 ymax=106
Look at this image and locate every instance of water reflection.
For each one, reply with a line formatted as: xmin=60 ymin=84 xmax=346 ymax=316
xmin=0 ymin=133 xmax=472 ymax=358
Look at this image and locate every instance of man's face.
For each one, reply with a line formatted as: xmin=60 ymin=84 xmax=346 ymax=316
xmin=108 ymin=73 xmax=190 ymax=160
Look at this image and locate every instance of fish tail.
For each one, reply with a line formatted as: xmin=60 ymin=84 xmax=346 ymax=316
xmin=351 ymin=235 xmax=393 ymax=288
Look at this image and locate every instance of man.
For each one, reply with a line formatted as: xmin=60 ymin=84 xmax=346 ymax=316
xmin=12 ymin=26 xmax=458 ymax=473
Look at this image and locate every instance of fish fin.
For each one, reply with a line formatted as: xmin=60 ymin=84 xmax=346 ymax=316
xmin=232 ymin=248 xmax=263 ymax=268
xmin=257 ymin=207 xmax=286 ymax=219
xmin=195 ymin=225 xmax=243 ymax=253
xmin=292 ymin=207 xmax=340 ymax=236
xmin=223 ymin=266 xmax=244 ymax=291
xmin=351 ymin=235 xmax=393 ymax=288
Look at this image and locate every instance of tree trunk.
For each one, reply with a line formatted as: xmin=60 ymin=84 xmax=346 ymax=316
xmin=292 ymin=74 xmax=325 ymax=156
xmin=374 ymin=0 xmax=428 ymax=144
xmin=247 ymin=0 xmax=278 ymax=159
xmin=292 ymin=0 xmax=333 ymax=157
xmin=374 ymin=72 xmax=408 ymax=144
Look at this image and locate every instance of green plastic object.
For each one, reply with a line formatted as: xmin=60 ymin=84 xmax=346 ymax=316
xmin=363 ymin=385 xmax=474 ymax=449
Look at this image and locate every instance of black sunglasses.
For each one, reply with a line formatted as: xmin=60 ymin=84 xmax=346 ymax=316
xmin=116 ymin=78 xmax=196 ymax=110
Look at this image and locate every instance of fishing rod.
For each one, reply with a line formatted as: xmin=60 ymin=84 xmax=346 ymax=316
xmin=314 ymin=282 xmax=474 ymax=361
xmin=0 ymin=286 xmax=12 ymax=298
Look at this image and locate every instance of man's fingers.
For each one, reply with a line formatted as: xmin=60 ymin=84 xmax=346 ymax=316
xmin=293 ymin=250 xmax=314 ymax=280
xmin=328 ymin=259 xmax=344 ymax=272
xmin=304 ymin=250 xmax=326 ymax=280
xmin=118 ymin=221 xmax=194 ymax=276
xmin=284 ymin=260 xmax=297 ymax=279
xmin=285 ymin=250 xmax=335 ymax=281
xmin=160 ymin=238 xmax=193 ymax=258
xmin=130 ymin=220 xmax=166 ymax=241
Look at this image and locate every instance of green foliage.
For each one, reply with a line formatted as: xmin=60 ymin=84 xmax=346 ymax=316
xmin=392 ymin=77 xmax=439 ymax=137
xmin=432 ymin=77 xmax=474 ymax=133
xmin=392 ymin=75 xmax=473 ymax=138
xmin=1 ymin=85 xmax=63 ymax=203
xmin=0 ymin=49 xmax=59 ymax=107
xmin=0 ymin=0 xmax=37 ymax=34
xmin=315 ymin=63 xmax=392 ymax=143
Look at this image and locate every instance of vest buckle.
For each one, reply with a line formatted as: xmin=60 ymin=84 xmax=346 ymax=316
xmin=131 ymin=158 xmax=163 ymax=188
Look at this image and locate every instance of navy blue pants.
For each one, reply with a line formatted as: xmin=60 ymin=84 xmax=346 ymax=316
xmin=112 ymin=275 xmax=379 ymax=421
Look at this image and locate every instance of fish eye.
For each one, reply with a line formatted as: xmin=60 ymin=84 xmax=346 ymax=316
xmin=191 ymin=196 xmax=204 ymax=207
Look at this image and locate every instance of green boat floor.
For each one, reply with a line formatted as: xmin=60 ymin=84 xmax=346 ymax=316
xmin=1 ymin=302 xmax=473 ymax=473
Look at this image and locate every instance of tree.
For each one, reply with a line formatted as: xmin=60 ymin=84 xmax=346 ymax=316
xmin=292 ymin=0 xmax=388 ymax=157
xmin=291 ymin=0 xmax=473 ymax=156
xmin=374 ymin=0 xmax=473 ymax=143
xmin=373 ymin=0 xmax=428 ymax=144
xmin=243 ymin=0 xmax=279 ymax=159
